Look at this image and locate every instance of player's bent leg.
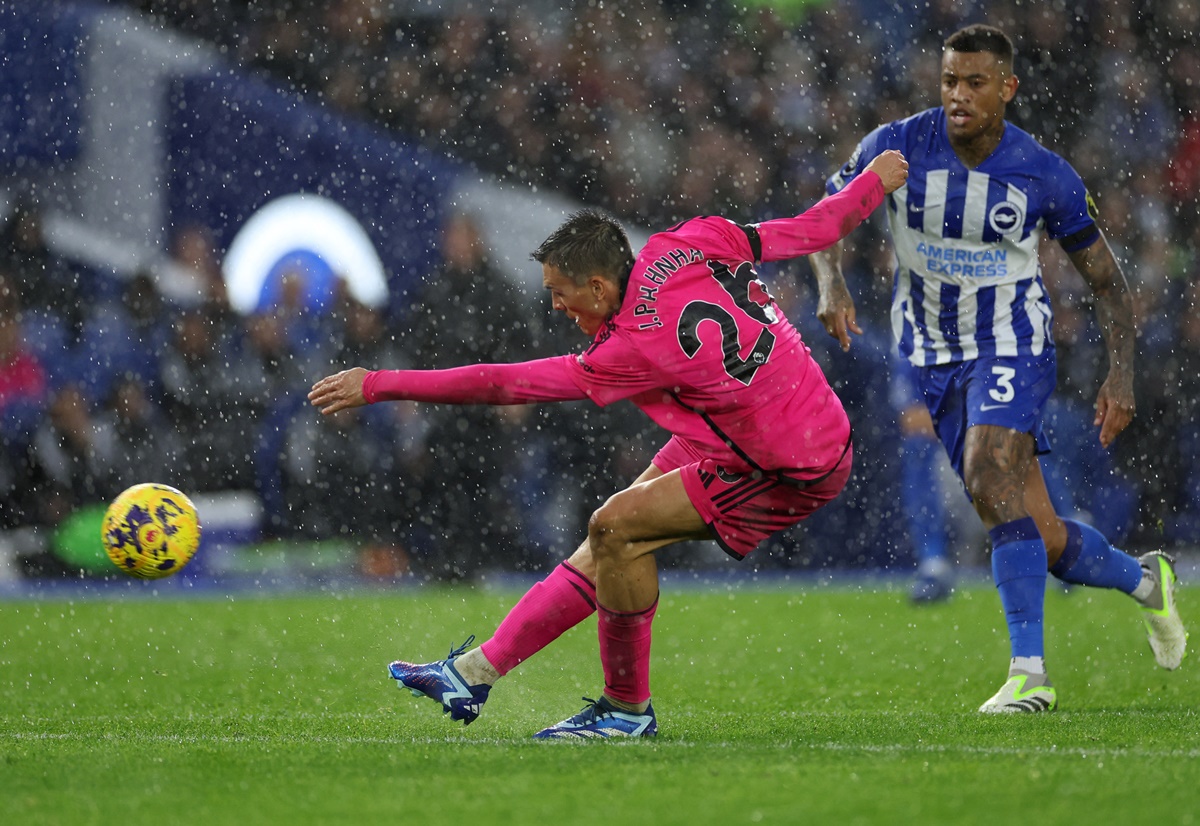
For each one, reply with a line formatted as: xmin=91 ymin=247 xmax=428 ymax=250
xmin=965 ymin=426 xmax=1055 ymax=712
xmin=596 ymin=597 xmax=658 ymax=715
xmin=387 ymin=636 xmax=491 ymax=725
xmin=901 ymin=430 xmax=954 ymax=603
xmin=1049 ymin=519 xmax=1141 ymax=591
xmin=578 ymin=471 xmax=708 ymax=733
xmin=393 ymin=464 xmax=676 ymax=733
xmin=443 ymin=467 xmax=670 ymax=706
xmin=587 ymin=469 xmax=709 ymax=613
xmin=1021 ymin=458 xmax=1069 ymax=567
xmin=1042 ymin=507 xmax=1186 ymax=670
xmin=477 ymin=559 xmax=598 ymax=676
xmin=562 ymin=460 xmax=667 ymax=585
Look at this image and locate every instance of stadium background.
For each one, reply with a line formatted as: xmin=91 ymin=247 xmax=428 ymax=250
xmin=1 ymin=0 xmax=1197 ymax=584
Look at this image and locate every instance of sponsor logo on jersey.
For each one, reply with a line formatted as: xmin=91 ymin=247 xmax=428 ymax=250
xmin=915 ymin=242 xmax=1009 ymax=278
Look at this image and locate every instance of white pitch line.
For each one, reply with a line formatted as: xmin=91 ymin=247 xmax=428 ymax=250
xmin=3 ymin=731 xmax=1197 ymax=760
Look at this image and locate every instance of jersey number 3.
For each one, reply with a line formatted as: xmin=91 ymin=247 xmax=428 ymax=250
xmin=677 ymin=261 xmax=777 ymax=386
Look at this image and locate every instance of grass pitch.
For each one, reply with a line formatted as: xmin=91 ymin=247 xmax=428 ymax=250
xmin=1 ymin=578 xmax=1197 ymax=825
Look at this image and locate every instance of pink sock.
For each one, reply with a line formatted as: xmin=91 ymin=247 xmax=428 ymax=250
xmin=598 ymin=597 xmax=658 ymax=705
xmin=479 ymin=561 xmax=596 ymax=676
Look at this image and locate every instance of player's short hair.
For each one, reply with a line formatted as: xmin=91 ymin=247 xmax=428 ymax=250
xmin=531 ymin=209 xmax=635 ymax=288
xmin=944 ymin=24 xmax=1015 ymax=69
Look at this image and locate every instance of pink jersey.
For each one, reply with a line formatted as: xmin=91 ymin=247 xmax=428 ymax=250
xmin=363 ymin=170 xmax=886 ymax=480
xmin=562 ymin=219 xmax=847 ymax=480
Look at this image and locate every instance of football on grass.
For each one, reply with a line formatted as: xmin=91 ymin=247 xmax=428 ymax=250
xmin=101 ymin=483 xmax=201 ymax=579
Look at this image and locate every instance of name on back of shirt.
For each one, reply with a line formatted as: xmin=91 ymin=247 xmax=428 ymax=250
xmin=635 ymin=247 xmax=703 ymax=330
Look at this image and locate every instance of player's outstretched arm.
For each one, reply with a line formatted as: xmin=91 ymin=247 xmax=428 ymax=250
xmin=309 ymin=367 xmax=369 ymax=415
xmin=764 ymin=150 xmax=907 ymax=262
xmin=1066 ymin=233 xmax=1136 ymax=447
xmin=310 ymin=357 xmax=592 ymax=416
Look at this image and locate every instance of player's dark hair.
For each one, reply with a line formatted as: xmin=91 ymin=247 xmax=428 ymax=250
xmin=531 ymin=209 xmax=635 ymax=288
xmin=944 ymin=24 xmax=1015 ymax=67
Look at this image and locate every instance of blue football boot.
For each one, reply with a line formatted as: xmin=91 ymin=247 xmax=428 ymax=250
xmin=533 ymin=696 xmax=657 ymax=740
xmin=387 ymin=635 xmax=491 ymax=725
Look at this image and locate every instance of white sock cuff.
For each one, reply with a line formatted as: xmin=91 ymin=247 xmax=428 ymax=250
xmin=1010 ymin=656 xmax=1045 ymax=676
xmin=1131 ymin=569 xmax=1156 ymax=603
xmin=456 ymin=647 xmax=501 ymax=686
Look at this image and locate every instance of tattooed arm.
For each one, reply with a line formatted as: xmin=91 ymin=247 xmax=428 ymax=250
xmin=1066 ymin=232 xmax=1137 ymax=448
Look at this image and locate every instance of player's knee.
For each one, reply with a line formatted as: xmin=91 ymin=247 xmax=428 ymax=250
xmin=964 ymin=477 xmax=1021 ymax=526
xmin=587 ymin=501 xmax=631 ymax=563
xmin=963 ymin=474 xmax=999 ymax=515
xmin=962 ymin=467 xmax=988 ymax=505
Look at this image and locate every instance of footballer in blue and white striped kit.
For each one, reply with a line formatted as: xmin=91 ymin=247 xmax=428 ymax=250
xmin=810 ymin=24 xmax=1186 ymax=713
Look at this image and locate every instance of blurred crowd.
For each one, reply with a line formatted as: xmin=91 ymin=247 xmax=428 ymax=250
xmin=0 ymin=195 xmax=658 ymax=579
xmin=128 ymin=0 xmax=1200 ymax=224
xmin=5 ymin=0 xmax=1200 ymax=578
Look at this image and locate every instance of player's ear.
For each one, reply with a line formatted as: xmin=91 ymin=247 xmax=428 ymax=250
xmin=1001 ymin=72 xmax=1018 ymax=104
xmin=590 ymin=273 xmax=619 ymax=308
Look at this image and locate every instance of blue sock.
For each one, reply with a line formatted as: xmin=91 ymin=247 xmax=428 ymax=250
xmin=902 ymin=435 xmax=948 ymax=567
xmin=989 ymin=517 xmax=1047 ymax=660
xmin=1049 ymin=520 xmax=1141 ymax=594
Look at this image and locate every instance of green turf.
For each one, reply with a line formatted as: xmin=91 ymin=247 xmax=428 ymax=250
xmin=2 ymin=580 xmax=1197 ymax=825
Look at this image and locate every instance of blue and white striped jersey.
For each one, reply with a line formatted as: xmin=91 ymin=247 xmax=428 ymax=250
xmin=827 ymin=107 xmax=1099 ymax=367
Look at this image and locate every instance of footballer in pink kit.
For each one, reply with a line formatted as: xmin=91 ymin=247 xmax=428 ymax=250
xmin=309 ymin=148 xmax=909 ymax=739
xmin=562 ymin=213 xmax=858 ymax=559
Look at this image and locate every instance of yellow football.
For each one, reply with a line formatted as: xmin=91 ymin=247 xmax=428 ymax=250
xmin=101 ymin=484 xmax=201 ymax=579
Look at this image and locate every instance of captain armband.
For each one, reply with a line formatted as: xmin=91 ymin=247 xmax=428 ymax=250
xmin=1058 ymin=223 xmax=1101 ymax=254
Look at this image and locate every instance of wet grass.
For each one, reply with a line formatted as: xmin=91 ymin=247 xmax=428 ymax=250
xmin=1 ymin=581 xmax=1197 ymax=824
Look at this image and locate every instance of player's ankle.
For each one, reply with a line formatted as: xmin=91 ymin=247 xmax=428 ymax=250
xmin=602 ymin=694 xmax=650 ymax=714
xmin=1009 ymin=655 xmax=1046 ymax=676
xmin=1131 ymin=566 xmax=1158 ymax=606
xmin=455 ymin=648 xmax=501 ymax=686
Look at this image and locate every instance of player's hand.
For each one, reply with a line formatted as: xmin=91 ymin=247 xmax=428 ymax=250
xmin=309 ymin=367 xmax=369 ymax=415
xmin=1094 ymin=372 xmax=1135 ymax=448
xmin=865 ymin=150 xmax=909 ymax=194
xmin=816 ymin=278 xmax=862 ymax=352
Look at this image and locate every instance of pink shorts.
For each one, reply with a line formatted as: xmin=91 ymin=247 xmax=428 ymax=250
xmin=653 ymin=436 xmax=853 ymax=559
